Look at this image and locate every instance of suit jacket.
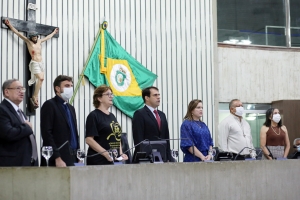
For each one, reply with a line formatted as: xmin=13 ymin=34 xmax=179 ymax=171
xmin=132 ymin=105 xmax=172 ymax=162
xmin=0 ymin=99 xmax=33 ymax=166
xmin=40 ymin=96 xmax=79 ymax=166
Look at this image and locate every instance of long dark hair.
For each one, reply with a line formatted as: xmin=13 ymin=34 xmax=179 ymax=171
xmin=263 ymin=108 xmax=282 ymax=127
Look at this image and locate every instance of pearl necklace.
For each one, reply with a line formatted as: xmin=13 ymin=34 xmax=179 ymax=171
xmin=271 ymin=126 xmax=280 ymax=135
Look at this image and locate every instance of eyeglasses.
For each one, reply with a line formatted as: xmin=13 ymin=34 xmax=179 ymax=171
xmin=102 ymin=93 xmax=114 ymax=97
xmin=7 ymin=87 xmax=26 ymax=92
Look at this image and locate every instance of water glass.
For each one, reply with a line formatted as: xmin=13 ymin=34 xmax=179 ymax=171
xmin=209 ymin=149 xmax=216 ymax=161
xmin=42 ymin=146 xmax=53 ymax=167
xmin=171 ymin=149 xmax=179 ymax=161
xmin=76 ymin=149 xmax=86 ymax=163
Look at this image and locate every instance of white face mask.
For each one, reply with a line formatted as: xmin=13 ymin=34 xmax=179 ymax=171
xmin=272 ymin=113 xmax=281 ymax=123
xmin=235 ymin=106 xmax=244 ymax=117
xmin=60 ymin=87 xmax=73 ymax=101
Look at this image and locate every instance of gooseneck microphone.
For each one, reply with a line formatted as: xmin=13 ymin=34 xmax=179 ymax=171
xmin=56 ymin=140 xmax=69 ymax=150
xmin=233 ymin=147 xmax=261 ymax=161
xmin=119 ymin=139 xmax=150 ymax=157
xmin=154 ymin=136 xmax=196 ymax=162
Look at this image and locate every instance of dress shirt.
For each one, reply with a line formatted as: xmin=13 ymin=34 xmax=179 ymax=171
xmin=4 ymin=98 xmax=21 ymax=116
xmin=218 ymin=113 xmax=255 ymax=155
xmin=145 ymin=104 xmax=159 ymax=119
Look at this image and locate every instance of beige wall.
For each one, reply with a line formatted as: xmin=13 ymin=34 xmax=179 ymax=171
xmin=1 ymin=160 xmax=300 ymax=200
xmin=218 ymin=46 xmax=300 ymax=103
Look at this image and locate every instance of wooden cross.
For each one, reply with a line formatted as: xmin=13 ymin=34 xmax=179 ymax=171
xmin=1 ymin=0 xmax=59 ymax=115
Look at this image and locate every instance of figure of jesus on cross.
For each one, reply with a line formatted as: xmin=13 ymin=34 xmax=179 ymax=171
xmin=4 ymin=19 xmax=58 ymax=109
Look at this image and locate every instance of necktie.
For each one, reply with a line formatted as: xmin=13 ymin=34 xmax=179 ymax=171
xmin=63 ymin=103 xmax=78 ymax=150
xmin=17 ymin=109 xmax=38 ymax=162
xmin=153 ymin=110 xmax=161 ymax=129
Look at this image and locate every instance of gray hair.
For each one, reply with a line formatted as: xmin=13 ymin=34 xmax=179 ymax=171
xmin=2 ymin=79 xmax=19 ymax=96
xmin=294 ymin=138 xmax=300 ymax=146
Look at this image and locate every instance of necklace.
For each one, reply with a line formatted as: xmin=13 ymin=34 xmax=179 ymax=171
xmin=271 ymin=126 xmax=280 ymax=135
xmin=234 ymin=118 xmax=245 ymax=137
xmin=193 ymin=121 xmax=202 ymax=128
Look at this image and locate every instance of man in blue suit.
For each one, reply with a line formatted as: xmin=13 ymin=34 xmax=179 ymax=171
xmin=132 ymin=86 xmax=172 ymax=162
xmin=0 ymin=79 xmax=37 ymax=166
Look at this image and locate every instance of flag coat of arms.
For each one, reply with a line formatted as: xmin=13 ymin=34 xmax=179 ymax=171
xmin=84 ymin=22 xmax=157 ymax=118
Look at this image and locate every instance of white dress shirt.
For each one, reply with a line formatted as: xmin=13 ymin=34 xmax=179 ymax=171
xmin=145 ymin=104 xmax=160 ymax=119
xmin=4 ymin=98 xmax=25 ymax=121
xmin=218 ymin=113 xmax=255 ymax=155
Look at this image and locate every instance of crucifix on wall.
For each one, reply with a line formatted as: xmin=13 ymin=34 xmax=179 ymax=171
xmin=1 ymin=0 xmax=59 ymax=115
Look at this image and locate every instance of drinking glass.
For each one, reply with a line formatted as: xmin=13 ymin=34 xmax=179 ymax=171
xmin=108 ymin=150 xmax=114 ymax=163
xmin=76 ymin=149 xmax=86 ymax=164
xmin=171 ymin=149 xmax=179 ymax=161
xmin=42 ymin=146 xmax=53 ymax=167
xmin=250 ymin=150 xmax=256 ymax=159
xmin=209 ymin=149 xmax=216 ymax=161
xmin=112 ymin=149 xmax=118 ymax=159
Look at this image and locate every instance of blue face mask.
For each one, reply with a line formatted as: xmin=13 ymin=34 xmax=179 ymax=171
xmin=297 ymin=146 xmax=300 ymax=152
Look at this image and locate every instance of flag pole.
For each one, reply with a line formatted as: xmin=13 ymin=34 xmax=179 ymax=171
xmin=69 ymin=26 xmax=102 ymax=105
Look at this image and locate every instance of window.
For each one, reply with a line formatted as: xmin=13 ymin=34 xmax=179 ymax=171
xmin=218 ymin=0 xmax=300 ymax=47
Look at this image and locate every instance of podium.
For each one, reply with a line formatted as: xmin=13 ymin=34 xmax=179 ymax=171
xmin=1 ymin=160 xmax=300 ymax=199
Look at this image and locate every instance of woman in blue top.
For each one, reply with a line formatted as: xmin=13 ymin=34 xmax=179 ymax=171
xmin=180 ymin=99 xmax=214 ymax=162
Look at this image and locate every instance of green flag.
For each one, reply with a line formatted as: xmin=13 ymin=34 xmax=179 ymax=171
xmin=84 ymin=22 xmax=157 ymax=118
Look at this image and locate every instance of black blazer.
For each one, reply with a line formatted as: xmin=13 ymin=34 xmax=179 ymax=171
xmin=0 ymin=99 xmax=33 ymax=166
xmin=40 ymin=96 xmax=79 ymax=166
xmin=132 ymin=105 xmax=172 ymax=161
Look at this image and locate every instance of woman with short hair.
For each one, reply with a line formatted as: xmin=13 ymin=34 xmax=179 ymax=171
xmin=85 ymin=85 xmax=128 ymax=165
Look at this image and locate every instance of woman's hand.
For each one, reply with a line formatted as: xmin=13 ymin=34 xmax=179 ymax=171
xmin=199 ymin=155 xmax=206 ymax=161
xmin=121 ymin=154 xmax=128 ymax=161
xmin=104 ymin=152 xmax=113 ymax=162
xmin=205 ymin=154 xmax=212 ymax=160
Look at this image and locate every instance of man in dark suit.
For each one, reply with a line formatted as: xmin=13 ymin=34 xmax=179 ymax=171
xmin=0 ymin=79 xmax=38 ymax=166
xmin=132 ymin=86 xmax=172 ymax=162
xmin=40 ymin=75 xmax=79 ymax=167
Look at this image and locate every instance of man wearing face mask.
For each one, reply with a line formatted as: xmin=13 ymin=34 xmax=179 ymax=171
xmin=218 ymin=99 xmax=256 ymax=160
xmin=40 ymin=75 xmax=79 ymax=167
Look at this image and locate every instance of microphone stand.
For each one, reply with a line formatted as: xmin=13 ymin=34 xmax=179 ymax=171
xmin=120 ymin=139 xmax=150 ymax=157
xmin=155 ymin=136 xmax=196 ymax=162
xmin=234 ymin=147 xmax=259 ymax=161
xmin=56 ymin=140 xmax=69 ymax=150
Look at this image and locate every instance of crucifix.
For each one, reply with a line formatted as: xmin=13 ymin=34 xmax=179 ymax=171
xmin=1 ymin=0 xmax=59 ymax=115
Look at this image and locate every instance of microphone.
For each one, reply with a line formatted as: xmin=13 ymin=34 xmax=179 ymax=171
xmin=155 ymin=136 xmax=196 ymax=162
xmin=56 ymin=140 xmax=69 ymax=150
xmin=234 ymin=147 xmax=259 ymax=161
xmin=119 ymin=139 xmax=150 ymax=157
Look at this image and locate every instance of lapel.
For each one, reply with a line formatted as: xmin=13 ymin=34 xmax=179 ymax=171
xmin=54 ymin=96 xmax=70 ymax=127
xmin=3 ymin=99 xmax=23 ymax=124
xmin=144 ymin=106 xmax=160 ymax=131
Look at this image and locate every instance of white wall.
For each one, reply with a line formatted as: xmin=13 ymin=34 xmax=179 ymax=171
xmin=218 ymin=46 xmax=300 ymax=103
xmin=0 ymin=0 xmax=217 ymax=162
